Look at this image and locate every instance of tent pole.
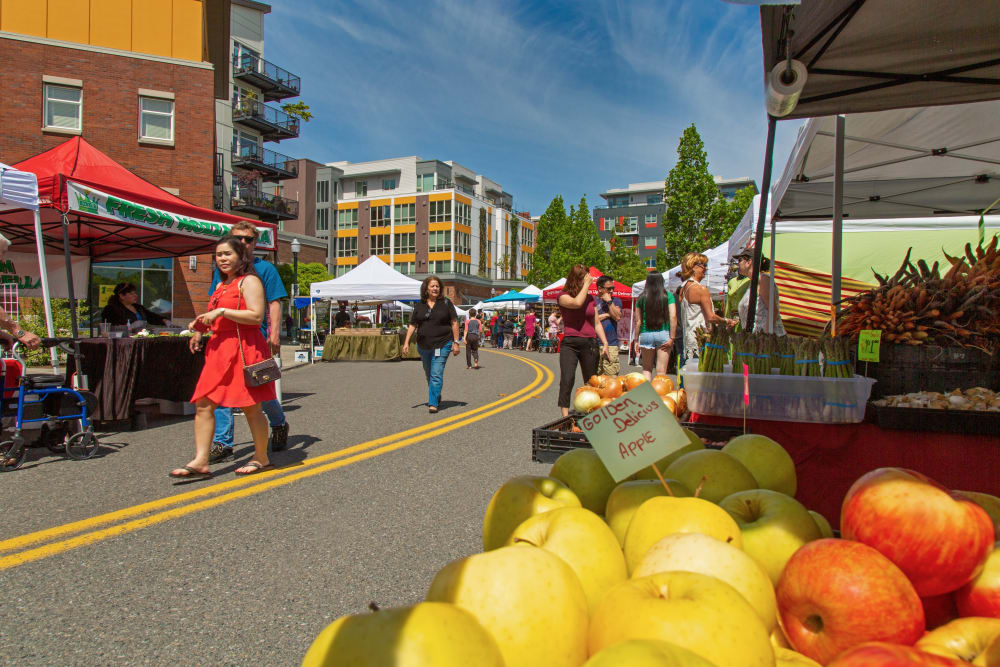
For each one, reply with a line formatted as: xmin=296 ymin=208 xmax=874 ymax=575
xmin=747 ymin=116 xmax=777 ymax=331
xmin=831 ymin=114 xmax=846 ymax=319
xmin=769 ymin=206 xmax=777 ymax=333
xmin=33 ymin=209 xmax=59 ymax=372
xmin=61 ymin=213 xmax=79 ymax=339
xmin=86 ymin=256 xmax=94 ymax=338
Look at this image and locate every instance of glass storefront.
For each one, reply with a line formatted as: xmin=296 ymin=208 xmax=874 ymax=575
xmin=91 ymin=258 xmax=174 ymax=322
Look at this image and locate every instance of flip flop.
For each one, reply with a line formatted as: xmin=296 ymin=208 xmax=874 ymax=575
xmin=169 ymin=465 xmax=212 ymax=479
xmin=234 ymin=460 xmax=273 ymax=475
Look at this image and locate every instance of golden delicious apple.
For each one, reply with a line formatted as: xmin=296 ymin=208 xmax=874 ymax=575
xmin=720 ymin=489 xmax=821 ymax=585
xmin=663 ymin=450 xmax=757 ymax=503
xmin=584 ymin=639 xmax=718 ymax=666
xmin=632 ymin=433 xmax=703 ymax=480
xmin=550 ymin=449 xmax=617 ymax=514
xmin=605 ymin=479 xmax=692 ymax=546
xmin=722 ymin=434 xmax=797 ymax=497
xmin=427 ymin=545 xmax=588 ymax=667
xmin=957 ymin=490 xmax=1000 ymax=536
xmin=507 ymin=507 xmax=627 ymax=613
xmin=774 ymin=646 xmax=821 ymax=667
xmin=623 ymin=496 xmax=742 ymax=575
xmin=808 ymin=510 xmax=834 ymax=539
xmin=633 ymin=532 xmax=777 ymax=632
xmin=301 ymin=602 xmax=505 ymax=667
xmin=589 ymin=571 xmax=775 ymax=667
xmin=482 ymin=475 xmax=581 ymax=551
xmin=915 ymin=617 xmax=1000 ymax=666
xmin=771 ymin=626 xmax=791 ymax=649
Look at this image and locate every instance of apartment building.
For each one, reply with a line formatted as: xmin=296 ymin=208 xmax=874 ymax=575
xmin=594 ymin=177 xmax=758 ymax=270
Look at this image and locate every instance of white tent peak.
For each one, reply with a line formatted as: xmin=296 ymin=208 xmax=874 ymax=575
xmin=310 ymin=256 xmax=422 ymax=302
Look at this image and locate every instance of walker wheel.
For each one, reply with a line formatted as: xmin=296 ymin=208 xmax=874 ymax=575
xmin=66 ymin=431 xmax=99 ymax=460
xmin=0 ymin=440 xmax=27 ymax=471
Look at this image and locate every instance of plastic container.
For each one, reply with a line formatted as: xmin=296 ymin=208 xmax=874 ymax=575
xmin=872 ymin=404 xmax=1000 ymax=436
xmin=860 ymin=345 xmax=1000 ymax=399
xmin=683 ymin=371 xmax=876 ymax=424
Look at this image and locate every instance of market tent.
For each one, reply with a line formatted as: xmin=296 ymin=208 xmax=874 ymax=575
xmin=773 ymin=260 xmax=874 ymax=337
xmin=310 ymin=256 xmax=422 ymax=301
xmin=520 ymin=284 xmax=542 ymax=296
xmin=542 ymin=267 xmax=633 ymax=304
xmin=483 ymin=289 xmax=539 ymax=303
xmin=632 ymin=240 xmax=732 ymax=298
xmin=540 ymin=277 xmax=566 ymax=293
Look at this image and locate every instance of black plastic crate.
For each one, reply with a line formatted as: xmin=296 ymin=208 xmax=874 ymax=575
xmin=871 ymin=404 xmax=1000 ymax=436
xmin=860 ymin=345 xmax=1000 ymax=399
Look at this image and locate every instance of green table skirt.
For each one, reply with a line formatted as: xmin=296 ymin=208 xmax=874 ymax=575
xmin=322 ymin=332 xmax=420 ymax=361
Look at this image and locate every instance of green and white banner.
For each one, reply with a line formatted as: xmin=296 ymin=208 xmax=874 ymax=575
xmin=67 ymin=181 xmax=276 ymax=250
xmin=3 ymin=252 xmax=90 ymax=298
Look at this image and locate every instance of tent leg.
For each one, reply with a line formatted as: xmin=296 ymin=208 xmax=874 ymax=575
xmin=831 ymin=114 xmax=846 ymax=318
xmin=747 ymin=116 xmax=777 ymax=332
xmin=61 ymin=213 xmax=79 ymax=339
xmin=769 ymin=206 xmax=777 ymax=333
xmin=33 ymin=209 xmax=59 ymax=372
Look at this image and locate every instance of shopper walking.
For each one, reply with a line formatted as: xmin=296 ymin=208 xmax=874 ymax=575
xmin=632 ymin=272 xmax=678 ymax=379
xmin=464 ymin=308 xmax=482 ymax=369
xmin=557 ymin=264 xmax=610 ymax=417
xmin=678 ymin=252 xmax=735 ymax=366
xmin=402 ymin=276 xmax=460 ymax=413
xmin=524 ymin=307 xmax=537 ymax=351
xmin=502 ymin=315 xmax=515 ymax=349
xmin=171 ymin=236 xmax=275 ymax=478
xmin=595 ymin=275 xmax=623 ymax=376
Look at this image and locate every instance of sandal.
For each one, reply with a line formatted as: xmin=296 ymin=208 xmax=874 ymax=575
xmin=169 ymin=465 xmax=212 ymax=479
xmin=428 ymin=406 xmax=438 ymax=414
xmin=235 ymin=460 xmax=273 ymax=475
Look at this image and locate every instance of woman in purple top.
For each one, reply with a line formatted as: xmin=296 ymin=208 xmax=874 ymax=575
xmin=557 ymin=264 xmax=610 ymax=416
xmin=524 ymin=307 xmax=537 ymax=351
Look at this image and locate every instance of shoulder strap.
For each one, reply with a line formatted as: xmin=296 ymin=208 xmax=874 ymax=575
xmin=235 ymin=277 xmax=247 ymax=368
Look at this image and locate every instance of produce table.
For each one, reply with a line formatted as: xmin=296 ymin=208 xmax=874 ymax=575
xmin=321 ymin=331 xmax=419 ymax=361
xmin=689 ymin=413 xmax=1000 ymax=526
xmin=65 ymin=337 xmax=205 ymax=423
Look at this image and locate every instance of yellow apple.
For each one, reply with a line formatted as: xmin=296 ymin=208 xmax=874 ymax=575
xmin=427 ymin=545 xmax=588 ymax=667
xmin=771 ymin=626 xmax=791 ymax=649
xmin=482 ymin=475 xmax=581 ymax=550
xmin=915 ymin=616 xmax=1000 ymax=665
xmin=302 ymin=602 xmax=505 ymax=667
xmin=584 ymin=639 xmax=718 ymax=666
xmin=720 ymin=489 xmax=821 ymax=585
xmin=507 ymin=507 xmax=627 ymax=613
xmin=808 ymin=510 xmax=834 ymax=539
xmin=605 ymin=479 xmax=693 ymax=546
xmin=550 ymin=449 xmax=617 ymax=514
xmin=663 ymin=450 xmax=758 ymax=504
xmin=957 ymin=490 xmax=1000 ymax=536
xmin=722 ymin=434 xmax=797 ymax=497
xmin=589 ymin=571 xmax=775 ymax=667
xmin=633 ymin=532 xmax=778 ymax=632
xmin=633 ymin=438 xmax=704 ymax=480
xmin=978 ymin=633 xmax=1000 ymax=667
xmin=774 ymin=646 xmax=821 ymax=667
xmin=623 ymin=496 xmax=742 ymax=574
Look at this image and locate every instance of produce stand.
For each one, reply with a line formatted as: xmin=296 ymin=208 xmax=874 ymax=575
xmin=321 ymin=329 xmax=419 ymax=362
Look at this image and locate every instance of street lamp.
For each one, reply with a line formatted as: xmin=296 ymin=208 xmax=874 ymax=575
xmin=291 ymin=237 xmax=301 ymax=342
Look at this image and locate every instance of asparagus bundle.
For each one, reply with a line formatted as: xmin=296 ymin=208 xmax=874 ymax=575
xmin=697 ymin=323 xmax=730 ymax=373
xmin=776 ymin=336 xmax=796 ymax=375
xmin=794 ymin=337 xmax=822 ymax=377
xmin=822 ymin=336 xmax=855 ymax=378
xmin=731 ymin=331 xmax=754 ymax=375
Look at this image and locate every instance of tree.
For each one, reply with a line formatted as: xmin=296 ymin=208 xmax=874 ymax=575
xmin=656 ymin=249 xmax=671 ymax=273
xmin=281 ymin=101 xmax=313 ymax=122
xmin=478 ymin=208 xmax=488 ymax=276
xmin=709 ymin=185 xmax=756 ymax=250
xmin=509 ymin=217 xmax=520 ymax=278
xmin=527 ymin=195 xmax=572 ymax=285
xmin=277 ymin=262 xmax=332 ymax=296
xmin=606 ymin=230 xmax=649 ymax=288
xmin=662 ymin=124 xmax=724 ymax=266
xmin=567 ymin=195 xmax=607 ymax=274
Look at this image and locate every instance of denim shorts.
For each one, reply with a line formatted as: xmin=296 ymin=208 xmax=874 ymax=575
xmin=638 ymin=330 xmax=672 ymax=350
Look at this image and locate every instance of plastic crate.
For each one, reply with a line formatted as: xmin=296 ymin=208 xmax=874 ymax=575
xmin=683 ymin=371 xmax=876 ymax=424
xmin=859 ymin=344 xmax=1000 ymax=399
xmin=871 ymin=404 xmax=1000 ymax=436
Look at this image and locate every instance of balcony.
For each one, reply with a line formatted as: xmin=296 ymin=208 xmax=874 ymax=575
xmin=231 ymin=187 xmax=299 ymax=221
xmin=232 ymin=98 xmax=299 ymax=142
xmin=232 ymin=53 xmax=301 ymax=101
xmin=231 ymin=141 xmax=298 ymax=180
xmin=615 ymin=224 xmax=639 ymax=235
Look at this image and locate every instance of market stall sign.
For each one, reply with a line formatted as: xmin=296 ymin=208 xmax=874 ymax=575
xmin=858 ymin=329 xmax=882 ymax=362
xmin=67 ymin=181 xmax=276 ymax=250
xmin=579 ymin=382 xmax=689 ymax=482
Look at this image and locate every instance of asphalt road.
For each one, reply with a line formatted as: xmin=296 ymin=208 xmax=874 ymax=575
xmin=0 ymin=347 xmax=572 ymax=665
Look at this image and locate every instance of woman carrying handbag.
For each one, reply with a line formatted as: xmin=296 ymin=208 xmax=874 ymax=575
xmin=170 ymin=236 xmax=278 ymax=479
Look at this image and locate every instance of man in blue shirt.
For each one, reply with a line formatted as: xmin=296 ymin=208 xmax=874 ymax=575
xmin=206 ymin=221 xmax=290 ymax=462
xmin=595 ymin=275 xmax=623 ymax=376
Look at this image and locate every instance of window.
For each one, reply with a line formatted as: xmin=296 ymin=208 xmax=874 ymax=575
xmin=370 ymin=205 xmax=390 ymax=227
xmin=394 ymin=202 xmax=415 ymax=225
xmin=236 ymin=130 xmax=260 ymax=157
xmin=336 ymin=237 xmax=358 ymax=257
xmin=371 ymin=234 xmax=391 ymax=255
xmin=431 ymin=260 xmax=452 ymax=273
xmin=44 ymin=84 xmax=82 ymax=130
xmin=416 ymin=173 xmax=434 ymax=192
xmin=522 ymin=253 xmax=533 ymax=272
xmin=393 ymin=232 xmax=415 ymax=254
xmin=645 ymin=235 xmax=658 ymax=248
xmin=522 ymin=228 xmax=534 ymax=247
xmin=394 ymin=261 xmax=414 ymax=275
xmin=317 ymin=180 xmax=330 ymax=203
xmin=232 ymin=41 xmax=261 ymax=71
xmin=91 ymin=258 xmax=173 ymax=321
xmin=645 ymin=256 xmax=657 ymax=269
xmin=138 ymin=96 xmax=173 ymax=141
xmin=645 ymin=213 xmax=658 ymax=226
xmin=455 ymin=231 xmax=471 ymax=256
xmin=429 ymin=199 xmax=451 ymax=223
xmin=454 ymin=261 xmax=471 ymax=275
xmin=455 ymin=201 xmax=471 ymax=227
xmin=335 ymin=265 xmax=351 ymax=277
xmin=647 ymin=194 xmax=663 ymax=205
xmin=355 ymin=180 xmax=367 ymax=197
xmin=608 ymin=196 xmax=628 ymax=208
xmin=382 ymin=178 xmax=396 ymax=190
xmin=602 ymin=239 xmax=611 ymax=251
xmin=429 ymin=230 xmax=451 ymax=253
xmin=316 ymin=208 xmax=329 ymax=232
xmin=337 ymin=208 xmax=358 ymax=230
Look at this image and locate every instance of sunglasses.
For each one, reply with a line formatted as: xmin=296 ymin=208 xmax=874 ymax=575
xmin=232 ymin=235 xmax=256 ymax=244
xmin=695 ymin=262 xmax=707 ymax=268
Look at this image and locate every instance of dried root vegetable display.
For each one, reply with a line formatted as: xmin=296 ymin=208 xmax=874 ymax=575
xmin=872 ymin=387 xmax=1000 ymax=412
xmin=837 ymin=236 xmax=1000 ymax=350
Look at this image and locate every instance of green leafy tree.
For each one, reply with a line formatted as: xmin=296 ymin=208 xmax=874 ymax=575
xmin=478 ymin=208 xmax=488 ymax=276
xmin=510 ymin=218 xmax=520 ymax=278
xmin=20 ymin=298 xmax=91 ymax=366
xmin=606 ymin=230 xmax=649 ymax=288
xmin=281 ymin=101 xmax=313 ymax=122
xmin=277 ymin=262 xmax=332 ymax=296
xmin=710 ymin=185 xmax=757 ymax=249
xmin=656 ymin=249 xmax=671 ymax=273
xmin=527 ymin=195 xmax=573 ymax=285
xmin=662 ymin=124 xmax=724 ymax=266
xmin=567 ymin=195 xmax=607 ymax=273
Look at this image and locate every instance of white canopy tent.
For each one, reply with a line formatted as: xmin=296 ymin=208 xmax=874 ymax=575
xmin=520 ymin=284 xmax=542 ymax=296
xmin=632 ymin=241 xmax=732 ymax=298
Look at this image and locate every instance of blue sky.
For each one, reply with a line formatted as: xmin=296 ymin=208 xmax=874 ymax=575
xmin=264 ymin=0 xmax=799 ymax=216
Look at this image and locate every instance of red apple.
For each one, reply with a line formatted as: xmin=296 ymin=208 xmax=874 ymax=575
xmin=954 ymin=542 xmax=1000 ymax=619
xmin=841 ymin=468 xmax=995 ymax=597
xmin=776 ymin=538 xmax=925 ymax=665
xmin=921 ymin=593 xmax=958 ymax=629
xmin=827 ymin=641 xmax=966 ymax=666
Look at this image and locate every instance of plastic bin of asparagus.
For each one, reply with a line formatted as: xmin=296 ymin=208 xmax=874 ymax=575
xmin=693 ymin=325 xmax=856 ymax=377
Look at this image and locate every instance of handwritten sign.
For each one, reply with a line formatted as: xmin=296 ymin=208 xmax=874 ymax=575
xmin=858 ymin=329 xmax=882 ymax=363
xmin=742 ymin=363 xmax=750 ymax=406
xmin=579 ymin=382 xmax=690 ymax=482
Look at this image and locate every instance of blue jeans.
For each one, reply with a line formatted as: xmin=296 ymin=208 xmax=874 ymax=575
xmin=417 ymin=341 xmax=452 ymax=408
xmin=213 ymin=399 xmax=285 ymax=448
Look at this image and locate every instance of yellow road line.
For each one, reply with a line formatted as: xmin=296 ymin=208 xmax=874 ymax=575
xmin=0 ymin=351 xmax=554 ymax=570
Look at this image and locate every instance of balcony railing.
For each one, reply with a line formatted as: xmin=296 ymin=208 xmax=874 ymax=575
xmin=231 ymin=140 xmax=298 ymax=180
xmin=615 ymin=224 xmax=639 ymax=235
xmin=232 ymin=53 xmax=301 ymax=101
xmin=232 ymin=97 xmax=299 ymax=142
xmin=231 ymin=187 xmax=299 ymax=221
xmin=594 ymin=201 xmax=661 ymax=210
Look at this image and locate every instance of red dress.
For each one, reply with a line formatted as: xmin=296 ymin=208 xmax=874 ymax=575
xmin=190 ymin=277 xmax=277 ymax=407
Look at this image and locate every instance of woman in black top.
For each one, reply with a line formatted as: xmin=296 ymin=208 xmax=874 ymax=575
xmin=100 ymin=282 xmax=167 ymax=327
xmin=403 ymin=275 xmax=460 ymax=413
xmin=463 ymin=308 xmax=483 ymax=370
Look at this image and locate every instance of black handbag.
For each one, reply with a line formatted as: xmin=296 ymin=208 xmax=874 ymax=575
xmin=235 ymin=278 xmax=281 ymax=387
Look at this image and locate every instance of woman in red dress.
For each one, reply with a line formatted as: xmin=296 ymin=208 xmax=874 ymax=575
xmin=170 ymin=237 xmax=275 ymax=478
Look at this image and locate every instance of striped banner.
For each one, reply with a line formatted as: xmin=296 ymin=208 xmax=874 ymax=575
xmin=773 ymin=260 xmax=875 ymax=337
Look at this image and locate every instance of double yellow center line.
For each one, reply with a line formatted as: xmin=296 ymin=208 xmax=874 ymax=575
xmin=0 ymin=351 xmax=554 ymax=571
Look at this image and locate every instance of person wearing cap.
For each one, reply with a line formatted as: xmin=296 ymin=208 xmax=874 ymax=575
xmin=678 ymin=252 xmax=736 ymax=364
xmin=734 ymin=249 xmax=786 ymax=335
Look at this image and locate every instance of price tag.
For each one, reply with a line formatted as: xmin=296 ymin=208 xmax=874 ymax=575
xmin=743 ymin=363 xmax=750 ymax=406
xmin=578 ymin=382 xmax=689 ymax=482
xmin=858 ymin=329 xmax=881 ymax=362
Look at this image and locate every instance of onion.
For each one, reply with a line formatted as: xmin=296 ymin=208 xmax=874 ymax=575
xmin=573 ymin=387 xmax=602 ymax=413
xmin=663 ymin=395 xmax=677 ymax=415
xmin=623 ymin=372 xmax=647 ymax=390
xmin=588 ymin=375 xmax=602 ymax=388
xmin=598 ymin=379 xmax=623 ymax=400
xmin=652 ymin=374 xmax=674 ymax=395
xmin=599 ymin=397 xmax=613 ymax=408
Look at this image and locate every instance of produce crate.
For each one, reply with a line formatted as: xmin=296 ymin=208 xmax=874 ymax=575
xmin=871 ymin=404 xmax=1000 ymax=436
xmin=683 ymin=371 xmax=876 ymax=424
xmin=859 ymin=345 xmax=1000 ymax=399
xmin=530 ymin=416 xmax=747 ymax=464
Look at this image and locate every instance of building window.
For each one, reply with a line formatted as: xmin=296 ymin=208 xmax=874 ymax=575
xmin=429 ymin=230 xmax=451 ymax=253
xmin=416 ymin=173 xmax=434 ymax=192
xmin=92 ymin=258 xmax=173 ymax=319
xmin=429 ymin=199 xmax=451 ymax=223
xmin=382 ymin=178 xmax=396 ymax=190
xmin=138 ymin=96 xmax=173 ymax=141
xmin=44 ymin=84 xmax=82 ymax=131
xmin=316 ymin=208 xmax=329 ymax=232
xmin=393 ymin=232 xmax=415 ymax=254
xmin=371 ymin=234 xmax=391 ymax=255
xmin=431 ymin=260 xmax=452 ymax=273
xmin=455 ymin=201 xmax=471 ymax=227
xmin=317 ymin=180 xmax=330 ymax=203
xmin=371 ymin=205 xmax=390 ymax=227
xmin=394 ymin=261 xmax=414 ymax=275
xmin=522 ymin=253 xmax=533 ymax=272
xmin=337 ymin=237 xmax=358 ymax=257
xmin=647 ymin=194 xmax=663 ymax=205
xmin=455 ymin=231 xmax=471 ymax=256
xmin=454 ymin=261 xmax=471 ymax=275
xmin=645 ymin=213 xmax=658 ymax=226
xmin=355 ymin=180 xmax=367 ymax=197
xmin=645 ymin=235 xmax=658 ymax=248
xmin=337 ymin=208 xmax=358 ymax=230
xmin=522 ymin=228 xmax=534 ymax=247
xmin=602 ymin=239 xmax=611 ymax=251
xmin=394 ymin=202 xmax=415 ymax=225
xmin=335 ymin=265 xmax=351 ymax=277
xmin=645 ymin=256 xmax=657 ymax=268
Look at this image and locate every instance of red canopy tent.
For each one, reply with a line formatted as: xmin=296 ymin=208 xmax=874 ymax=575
xmin=542 ymin=267 xmax=634 ymax=305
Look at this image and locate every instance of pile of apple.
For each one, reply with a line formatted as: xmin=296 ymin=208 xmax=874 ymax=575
xmin=574 ymin=372 xmax=688 ymax=418
xmin=302 ymin=432 xmax=1000 ymax=667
